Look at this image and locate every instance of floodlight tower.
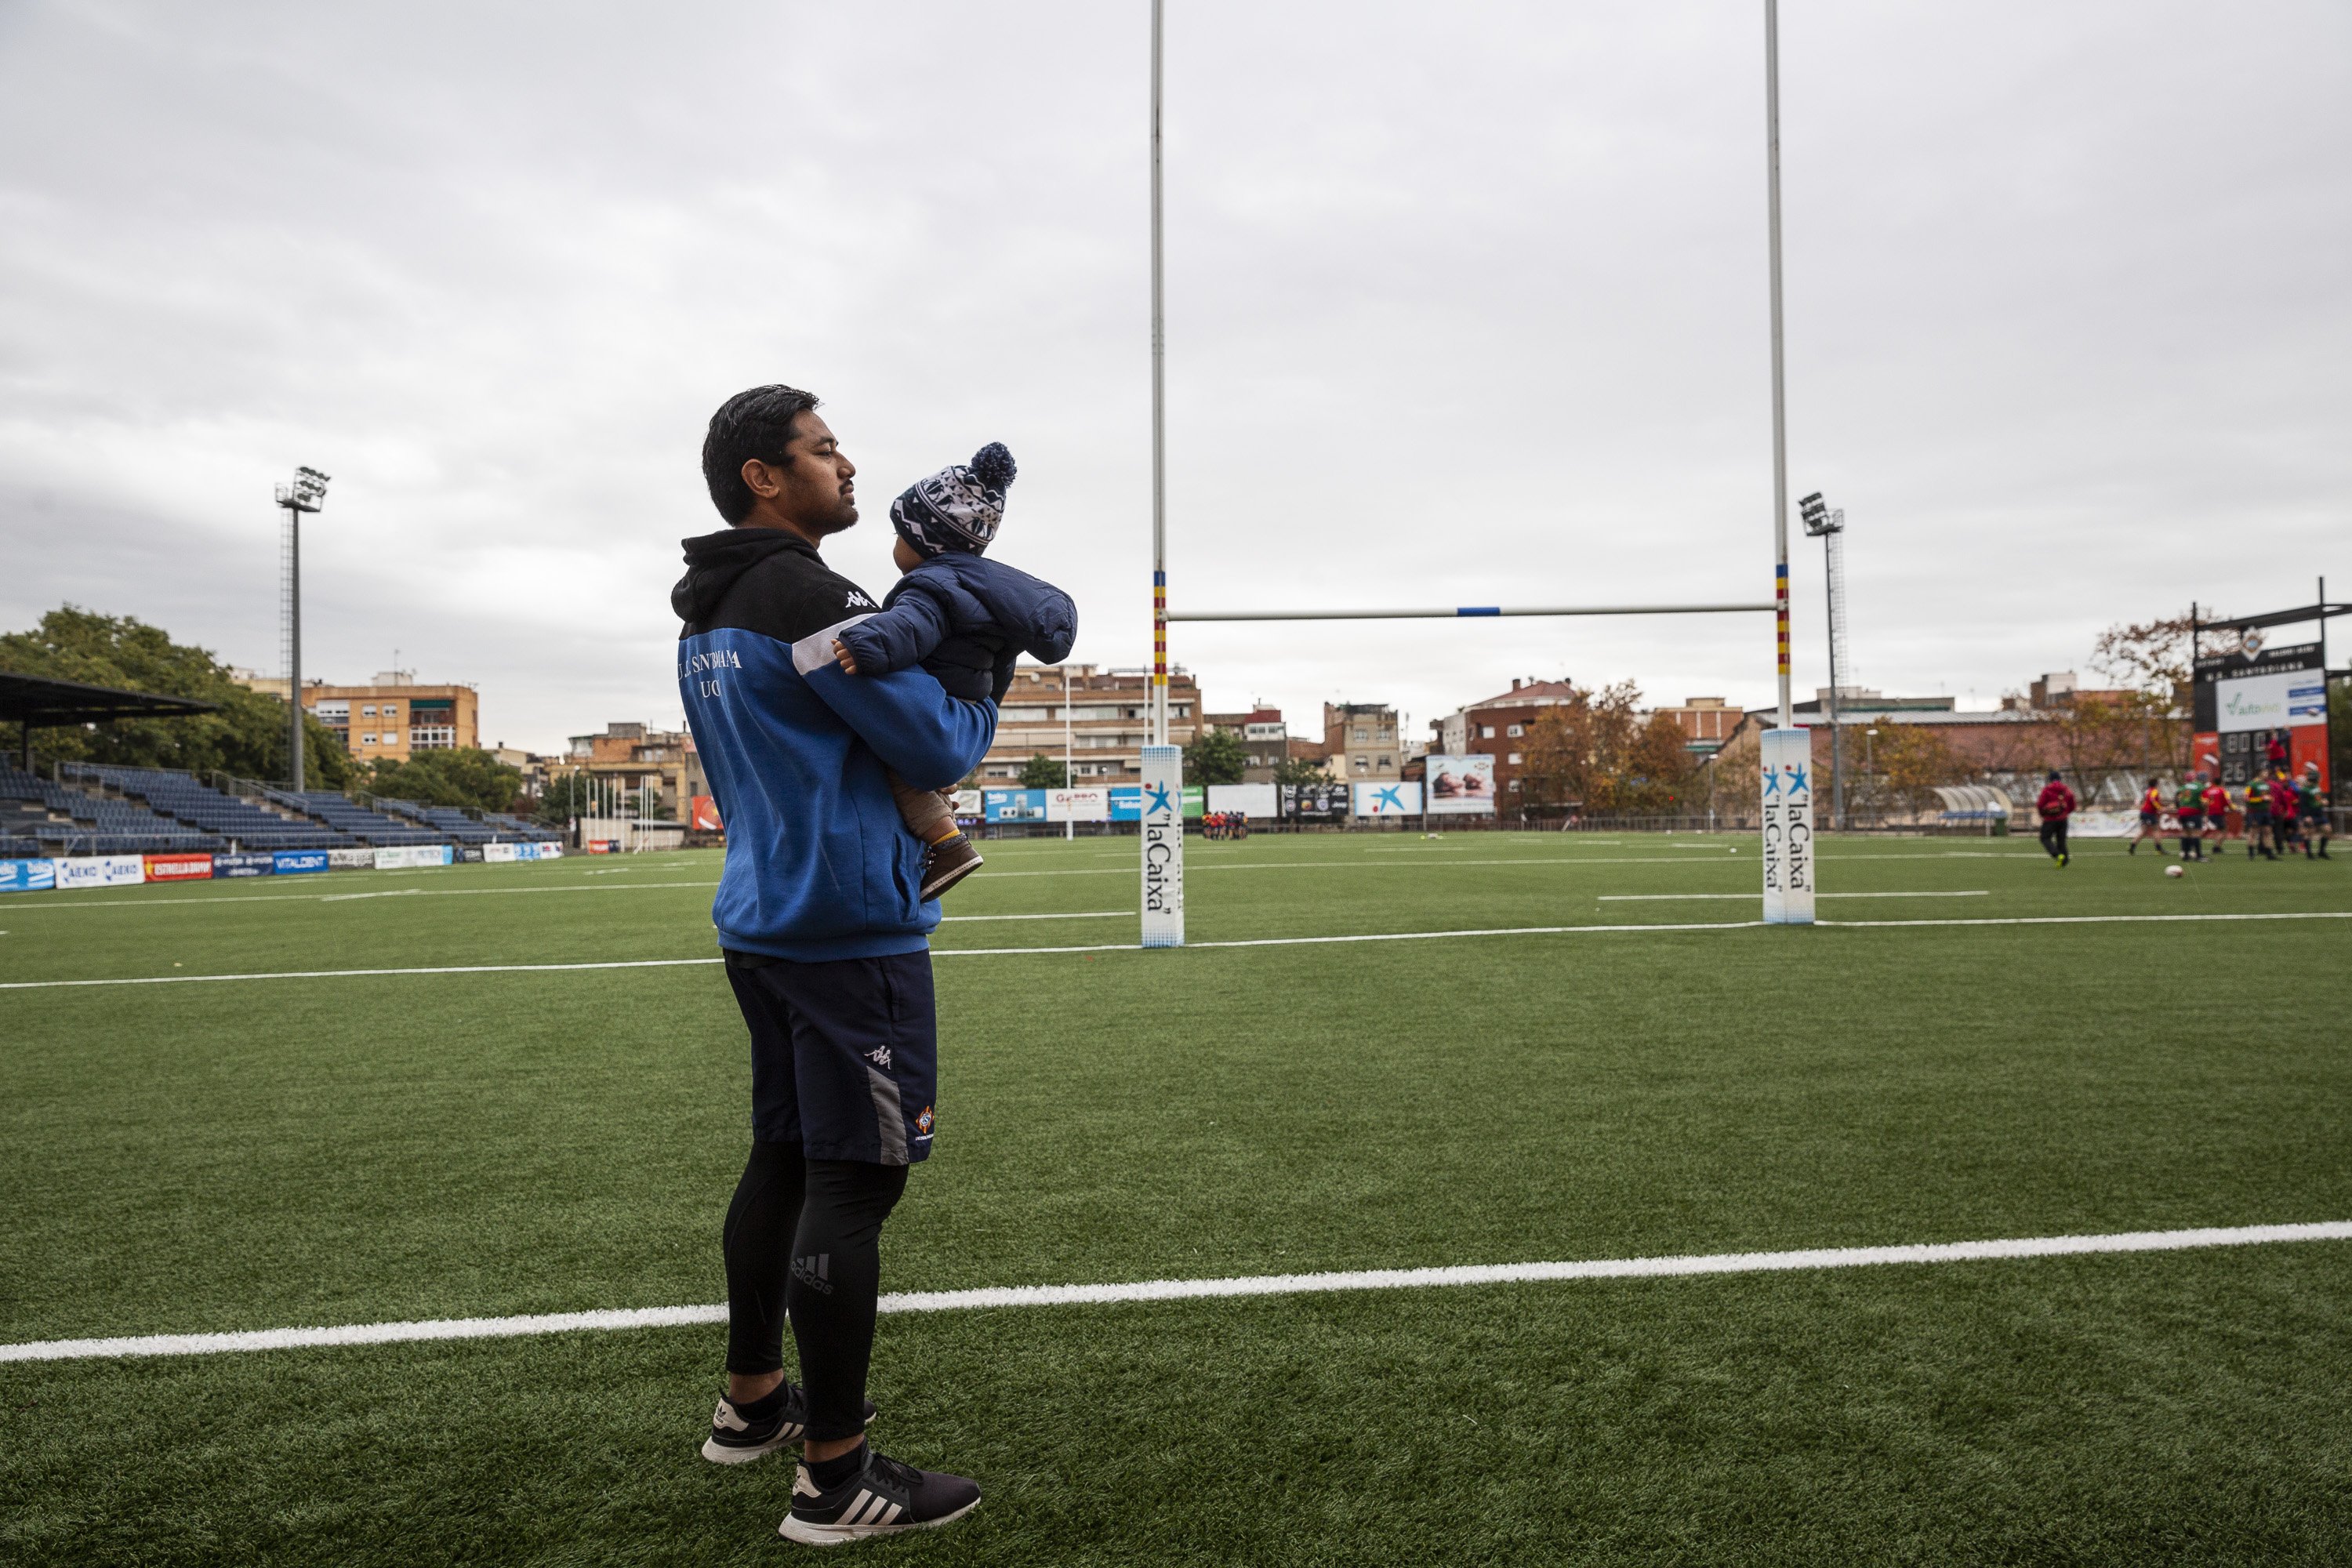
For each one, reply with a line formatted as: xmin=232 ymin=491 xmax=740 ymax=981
xmin=275 ymin=466 xmax=331 ymax=793
xmin=1798 ymin=492 xmax=1848 ymax=830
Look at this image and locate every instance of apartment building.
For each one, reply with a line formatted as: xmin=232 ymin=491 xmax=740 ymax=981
xmin=978 ymin=665 xmax=1202 ymax=783
xmin=1204 ymin=705 xmax=1290 ymax=782
xmin=1428 ymin=678 xmax=1581 ymax=799
xmin=563 ymin=722 xmax=706 ymax=816
xmin=1323 ymin=702 xmax=1402 ymax=783
xmin=298 ymin=671 xmax=480 ymax=762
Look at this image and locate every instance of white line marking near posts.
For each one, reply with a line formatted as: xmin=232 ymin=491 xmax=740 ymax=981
xmin=5 ymin=911 xmax=2347 ymax=990
xmin=6 ymin=1220 xmax=2344 ymax=1364
xmin=1600 ymin=891 xmax=1991 ymax=902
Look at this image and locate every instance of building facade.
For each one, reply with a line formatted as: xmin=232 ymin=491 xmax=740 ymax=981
xmin=299 ymin=673 xmax=480 ymax=763
xmin=561 ymin=723 xmax=706 ymax=818
xmin=1651 ymin=696 xmax=1745 ymax=755
xmin=1323 ymin=702 xmax=1402 ymax=783
xmin=978 ymin=665 xmax=1202 ymax=784
xmin=1204 ymin=705 xmax=1289 ymax=782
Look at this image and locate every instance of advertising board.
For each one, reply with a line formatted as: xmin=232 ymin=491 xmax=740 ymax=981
xmin=273 ymin=850 xmax=331 ymax=875
xmin=54 ymin=855 xmax=147 ymax=889
xmin=328 ymin=848 xmax=376 ymax=870
xmin=1205 ymin=783 xmax=1278 ymax=818
xmin=1423 ymin=755 xmax=1497 ymax=815
xmin=1046 ymin=788 xmax=1109 ymax=823
xmin=953 ymin=789 xmax=982 ymax=818
xmin=1281 ymin=783 xmax=1349 ymax=821
xmin=482 ymin=841 xmax=561 ymax=863
xmin=374 ymin=845 xmax=456 ymax=870
xmin=2195 ymin=643 xmax=2331 ymax=789
xmin=1109 ymin=786 xmax=1142 ymax=821
xmin=212 ymin=851 xmax=278 ymax=878
xmin=1352 ymin=782 xmax=1423 ymax=817
xmin=983 ymin=789 xmax=1047 ymax=822
xmin=1 ymin=858 xmax=57 ymax=893
xmin=143 ymin=853 xmax=214 ymax=883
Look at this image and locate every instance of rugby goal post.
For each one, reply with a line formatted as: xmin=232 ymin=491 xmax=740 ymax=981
xmin=1138 ymin=0 xmax=1818 ymax=946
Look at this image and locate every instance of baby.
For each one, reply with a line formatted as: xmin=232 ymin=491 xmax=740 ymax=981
xmin=831 ymin=443 xmax=1077 ymax=898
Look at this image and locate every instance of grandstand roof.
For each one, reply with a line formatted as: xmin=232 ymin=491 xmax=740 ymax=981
xmin=0 ymin=672 xmax=218 ymax=727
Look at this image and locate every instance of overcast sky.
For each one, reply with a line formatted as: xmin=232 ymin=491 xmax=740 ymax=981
xmin=3 ymin=1 xmax=2345 ymax=753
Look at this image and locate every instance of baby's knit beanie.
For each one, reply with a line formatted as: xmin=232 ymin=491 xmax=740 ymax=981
xmin=889 ymin=443 xmax=1017 ymax=558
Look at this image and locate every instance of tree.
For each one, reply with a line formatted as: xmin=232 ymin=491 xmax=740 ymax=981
xmin=1018 ymin=754 xmax=1067 ymax=789
xmin=2090 ymin=611 xmax=2195 ymax=776
xmin=0 ymin=605 xmax=352 ymax=788
xmin=1272 ymin=753 xmax=1330 ymax=786
xmin=1519 ymin=681 xmax=1643 ymax=809
xmin=368 ymin=749 xmax=524 ymax=814
xmin=1183 ymin=728 xmax=1247 ymax=786
xmin=1851 ymin=723 xmax=1965 ymax=815
xmin=1620 ymin=711 xmax=1697 ymax=812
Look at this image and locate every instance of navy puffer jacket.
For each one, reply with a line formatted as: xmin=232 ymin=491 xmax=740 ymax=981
xmin=834 ymin=553 xmax=1078 ymax=703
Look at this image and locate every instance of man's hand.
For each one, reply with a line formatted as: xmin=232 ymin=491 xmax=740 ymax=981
xmin=832 ymin=639 xmax=861 ymax=676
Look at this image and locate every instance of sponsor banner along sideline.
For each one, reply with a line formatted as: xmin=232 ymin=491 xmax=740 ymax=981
xmin=2 ymin=858 xmax=58 ymax=893
xmin=1139 ymin=746 xmax=1185 ymax=949
xmin=481 ymin=840 xmax=559 ymax=864
xmin=1759 ymin=727 xmax=1816 ymax=925
xmin=374 ymin=845 xmax=455 ymax=871
xmin=212 ymin=852 xmax=277 ymax=879
xmin=1423 ymin=755 xmax=1497 ymax=815
xmin=143 ymin=853 xmax=213 ymax=884
xmin=1205 ymin=783 xmax=1277 ymax=818
xmin=327 ymin=848 xmax=377 ymax=870
xmin=1047 ymin=788 xmax=1110 ymax=823
xmin=951 ymin=789 xmax=982 ymax=818
xmin=54 ymin=855 xmax=146 ymax=889
xmin=272 ymin=850 xmax=330 ymax=875
xmin=1353 ymin=782 xmax=1424 ymax=817
xmin=984 ymin=789 xmax=1047 ymax=823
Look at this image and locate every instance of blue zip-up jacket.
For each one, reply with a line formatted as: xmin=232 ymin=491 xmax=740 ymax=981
xmin=833 ymin=553 xmax=1077 ymax=704
xmin=673 ymin=528 xmax=997 ymax=961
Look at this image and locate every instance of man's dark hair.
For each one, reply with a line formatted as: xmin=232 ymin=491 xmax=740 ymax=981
xmin=702 ymin=384 xmax=821 ymax=523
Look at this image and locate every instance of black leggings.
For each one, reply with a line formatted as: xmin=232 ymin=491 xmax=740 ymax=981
xmin=2039 ymin=818 xmax=2068 ymax=858
xmin=724 ymin=1142 xmax=909 ymax=1440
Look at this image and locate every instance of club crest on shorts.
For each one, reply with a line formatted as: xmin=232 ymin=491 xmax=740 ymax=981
xmin=915 ymin=1105 xmax=935 ymax=1135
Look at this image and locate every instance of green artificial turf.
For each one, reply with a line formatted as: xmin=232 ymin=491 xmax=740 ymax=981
xmin=2 ymin=833 xmax=2349 ymax=1563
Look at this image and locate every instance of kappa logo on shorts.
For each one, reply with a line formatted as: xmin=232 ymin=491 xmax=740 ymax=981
xmin=866 ymin=1045 xmax=891 ymax=1070
xmin=915 ymin=1105 xmax=934 ymax=1136
xmin=845 ymin=590 xmax=876 ymax=609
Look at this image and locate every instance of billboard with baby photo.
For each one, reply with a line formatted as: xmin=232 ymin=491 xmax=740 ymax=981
xmin=1423 ymin=754 xmax=1497 ymax=815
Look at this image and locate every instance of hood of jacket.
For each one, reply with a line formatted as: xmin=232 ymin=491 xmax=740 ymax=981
xmin=671 ymin=528 xmax=815 ymax=626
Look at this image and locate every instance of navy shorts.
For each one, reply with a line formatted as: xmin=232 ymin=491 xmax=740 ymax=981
xmin=723 ymin=949 xmax=938 ymax=1164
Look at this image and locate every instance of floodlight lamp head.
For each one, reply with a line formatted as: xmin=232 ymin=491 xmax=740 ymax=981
xmin=276 ymin=466 xmax=332 ymax=514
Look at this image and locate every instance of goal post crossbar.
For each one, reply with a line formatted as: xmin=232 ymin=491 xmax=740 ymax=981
xmin=1167 ymin=602 xmax=1777 ymax=623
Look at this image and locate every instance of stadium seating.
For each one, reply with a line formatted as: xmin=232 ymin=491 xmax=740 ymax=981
xmin=4 ymin=765 xmax=223 ymax=854
xmin=371 ymin=797 xmax=501 ymax=845
xmin=71 ymin=766 xmax=353 ymax=851
xmin=295 ymin=793 xmax=443 ymax=847
xmin=481 ymin=811 xmax=561 ymax=841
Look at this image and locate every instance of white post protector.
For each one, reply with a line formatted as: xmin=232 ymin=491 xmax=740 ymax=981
xmin=1140 ymin=744 xmax=1185 ymax=948
xmin=1759 ymin=727 xmax=1816 ymax=925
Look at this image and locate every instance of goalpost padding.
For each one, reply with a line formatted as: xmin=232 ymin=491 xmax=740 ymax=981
xmin=1760 ymin=727 xmax=1816 ymax=925
xmin=1140 ymin=745 xmax=1185 ymax=948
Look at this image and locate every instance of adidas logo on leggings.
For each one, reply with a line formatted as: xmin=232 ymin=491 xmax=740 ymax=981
xmin=792 ymin=1253 xmax=834 ymax=1295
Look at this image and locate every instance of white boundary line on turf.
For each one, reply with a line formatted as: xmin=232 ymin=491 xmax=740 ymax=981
xmin=6 ymin=1219 xmax=2345 ymax=1364
xmin=1601 ymin=891 xmax=1990 ymax=902
xmin=6 ymin=910 xmax=2347 ymax=989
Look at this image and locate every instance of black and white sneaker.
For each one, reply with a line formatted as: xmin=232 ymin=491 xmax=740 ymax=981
xmin=701 ymin=1388 xmax=876 ymax=1465
xmin=779 ymin=1448 xmax=981 ymax=1545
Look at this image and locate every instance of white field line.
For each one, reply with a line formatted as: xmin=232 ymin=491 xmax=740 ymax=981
xmin=7 ymin=1220 xmax=2345 ymax=1365
xmin=7 ymin=910 xmax=2349 ymax=990
xmin=1600 ymin=891 xmax=1991 ymax=902
xmin=11 ymin=882 xmax=723 ymax=911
